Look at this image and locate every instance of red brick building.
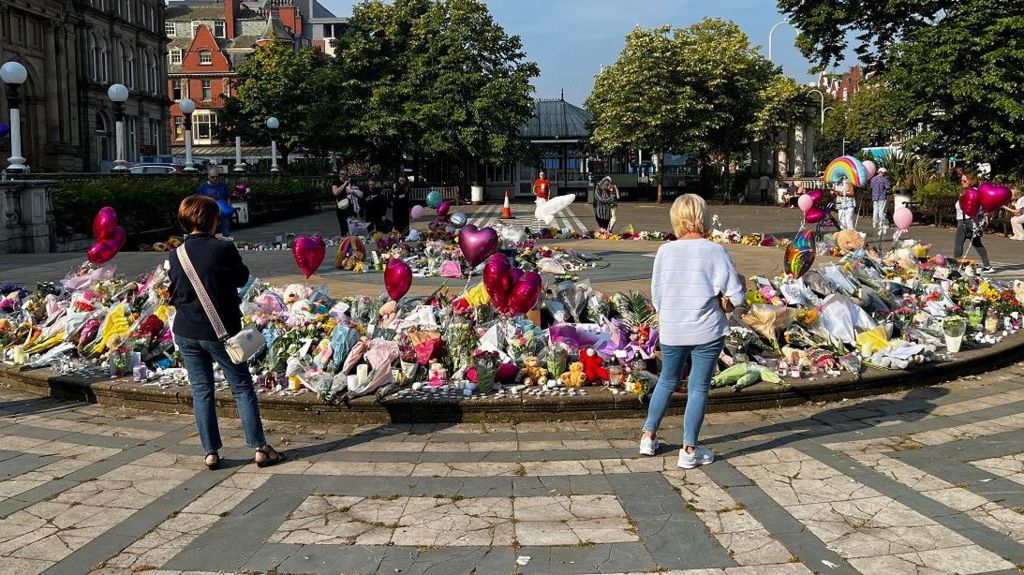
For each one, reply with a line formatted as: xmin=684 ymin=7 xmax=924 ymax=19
xmin=165 ymin=0 xmax=346 ymax=161
xmin=817 ymin=66 xmax=871 ymax=102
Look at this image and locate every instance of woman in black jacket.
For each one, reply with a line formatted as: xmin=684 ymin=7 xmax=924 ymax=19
xmin=168 ymin=196 xmax=285 ymax=470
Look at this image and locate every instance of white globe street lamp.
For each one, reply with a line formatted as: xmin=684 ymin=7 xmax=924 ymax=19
xmin=179 ymin=97 xmax=197 ymax=172
xmin=107 ymin=83 xmax=130 ymax=172
xmin=1 ymin=61 xmax=29 ymax=174
xmin=266 ymin=116 xmax=280 ymax=173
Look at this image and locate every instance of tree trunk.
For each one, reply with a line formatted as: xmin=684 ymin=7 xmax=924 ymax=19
xmin=722 ymin=152 xmax=731 ymax=204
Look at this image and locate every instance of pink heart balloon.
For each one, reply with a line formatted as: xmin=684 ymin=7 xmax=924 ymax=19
xmin=384 ymin=258 xmax=412 ymax=301
xmin=458 ymin=224 xmax=498 ymax=268
xmin=436 ymin=201 xmax=451 ymax=217
xmin=507 ymin=271 xmax=542 ymax=315
xmin=978 ymin=182 xmax=1011 ymax=213
xmin=86 ymin=239 xmax=120 ymax=265
xmin=109 ymin=226 xmax=126 ymax=249
xmin=482 ymin=253 xmax=513 ymax=313
xmin=804 ymin=206 xmax=826 ymax=224
xmin=292 ymin=235 xmax=326 ymax=278
xmin=93 ymin=207 xmax=118 ymax=240
xmin=807 ymin=189 xmax=824 ymax=206
xmin=959 ymin=188 xmax=980 ymax=218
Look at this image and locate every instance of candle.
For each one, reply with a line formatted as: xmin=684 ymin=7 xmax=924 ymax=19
xmin=347 ymin=374 xmax=359 ymax=389
xmin=356 ymin=364 xmax=369 ymax=385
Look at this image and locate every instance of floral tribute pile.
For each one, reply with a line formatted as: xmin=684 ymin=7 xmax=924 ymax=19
xmin=2 ymin=234 xmax=1023 ymax=407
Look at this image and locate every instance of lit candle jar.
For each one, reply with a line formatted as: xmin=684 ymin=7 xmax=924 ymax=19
xmin=356 ymin=364 xmax=369 ymax=385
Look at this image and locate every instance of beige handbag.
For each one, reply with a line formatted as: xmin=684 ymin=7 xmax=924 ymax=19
xmin=177 ymin=244 xmax=265 ymax=364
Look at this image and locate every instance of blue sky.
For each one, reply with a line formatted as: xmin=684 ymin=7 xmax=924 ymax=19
xmin=319 ymin=0 xmax=859 ymax=104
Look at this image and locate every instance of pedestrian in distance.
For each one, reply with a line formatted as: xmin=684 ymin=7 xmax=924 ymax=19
xmin=1005 ymin=186 xmax=1024 ymax=240
xmin=332 ymin=169 xmax=362 ymax=237
xmin=168 ymin=196 xmax=286 ymax=471
xmin=363 ymin=178 xmax=389 ymax=233
xmin=196 ymin=167 xmax=232 ymax=238
xmin=870 ymin=167 xmax=892 ymax=232
xmin=392 ymin=176 xmax=411 ymax=235
xmin=640 ymin=194 xmax=745 ymax=469
xmin=834 ymin=175 xmax=857 ymax=230
xmin=593 ymin=176 xmax=620 ymax=233
xmin=953 ymin=170 xmax=994 ymax=273
xmin=758 ymin=174 xmax=770 ymax=204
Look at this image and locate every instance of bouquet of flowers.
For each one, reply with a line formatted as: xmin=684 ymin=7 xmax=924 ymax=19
xmin=473 ymin=349 xmax=501 ymax=394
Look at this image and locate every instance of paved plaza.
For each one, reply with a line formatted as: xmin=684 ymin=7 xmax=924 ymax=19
xmin=2 ymin=362 xmax=1024 ymax=574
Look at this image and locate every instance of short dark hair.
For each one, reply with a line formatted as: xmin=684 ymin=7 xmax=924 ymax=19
xmin=178 ymin=195 xmax=220 ymax=233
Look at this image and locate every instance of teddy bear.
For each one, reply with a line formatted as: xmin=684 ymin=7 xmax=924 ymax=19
xmin=521 ymin=355 xmax=548 ymax=386
xmin=561 ymin=362 xmax=586 ymax=387
xmin=833 ymin=228 xmax=865 ymax=253
xmin=579 ymin=348 xmax=609 ymax=384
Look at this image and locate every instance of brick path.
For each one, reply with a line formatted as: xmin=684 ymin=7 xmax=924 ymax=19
xmin=3 ymin=362 xmax=1024 ymax=574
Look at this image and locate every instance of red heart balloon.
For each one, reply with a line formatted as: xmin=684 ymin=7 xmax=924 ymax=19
xmin=804 ymin=206 xmax=826 ymax=224
xmin=482 ymin=253 xmax=513 ymax=312
xmin=384 ymin=258 xmax=412 ymax=301
xmin=292 ymin=236 xmax=326 ymax=278
xmin=807 ymin=190 xmax=824 ymax=206
xmin=436 ymin=201 xmax=451 ymax=217
xmin=109 ymin=226 xmax=126 ymax=249
xmin=978 ymin=182 xmax=1011 ymax=213
xmin=92 ymin=207 xmax=118 ymax=240
xmin=507 ymin=271 xmax=542 ymax=315
xmin=86 ymin=239 xmax=120 ymax=265
xmin=959 ymin=188 xmax=980 ymax=218
xmin=458 ymin=224 xmax=498 ymax=268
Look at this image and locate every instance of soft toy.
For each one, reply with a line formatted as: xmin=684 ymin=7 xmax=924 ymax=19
xmin=833 ymin=229 xmax=865 ymax=253
xmin=579 ymin=348 xmax=608 ymax=384
xmin=521 ymin=355 xmax=548 ymax=386
xmin=378 ymin=300 xmax=399 ymax=325
xmin=335 ymin=236 xmax=367 ymax=269
xmin=561 ymin=362 xmax=586 ymax=387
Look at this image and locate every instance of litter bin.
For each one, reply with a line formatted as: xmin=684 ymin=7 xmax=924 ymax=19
xmin=894 ymin=193 xmax=912 ymax=212
xmin=471 ymin=185 xmax=484 ymax=205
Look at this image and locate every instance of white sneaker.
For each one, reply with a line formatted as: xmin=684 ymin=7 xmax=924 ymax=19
xmin=677 ymin=446 xmax=715 ymax=469
xmin=639 ymin=436 xmax=660 ymax=457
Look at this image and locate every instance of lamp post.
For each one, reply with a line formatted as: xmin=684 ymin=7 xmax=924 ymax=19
xmin=808 ymin=89 xmax=828 ymax=126
xmin=1 ymin=61 xmax=29 ymax=174
xmin=233 ymin=135 xmax=245 ymax=172
xmin=107 ymin=83 xmax=129 ymax=172
xmin=266 ymin=116 xmax=279 ymax=173
xmin=179 ymin=97 xmax=196 ymax=172
xmin=842 ymin=139 xmax=851 ymax=156
xmin=767 ymin=19 xmax=789 ymax=62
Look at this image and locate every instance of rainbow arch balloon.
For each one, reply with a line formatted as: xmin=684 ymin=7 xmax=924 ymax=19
xmin=825 ymin=156 xmax=870 ymax=187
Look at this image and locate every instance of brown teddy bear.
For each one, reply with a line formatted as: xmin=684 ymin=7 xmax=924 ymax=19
xmin=833 ymin=229 xmax=865 ymax=253
xmin=561 ymin=362 xmax=586 ymax=387
xmin=521 ymin=356 xmax=548 ymax=386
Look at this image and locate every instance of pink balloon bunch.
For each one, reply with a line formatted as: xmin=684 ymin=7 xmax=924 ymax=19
xmin=959 ymin=187 xmax=980 ymax=218
xmin=482 ymin=253 xmax=542 ymax=315
xmin=86 ymin=207 xmax=126 ymax=265
xmin=292 ymin=236 xmax=326 ymax=278
xmin=384 ymin=258 xmax=412 ymax=301
xmin=797 ymin=189 xmax=827 ymax=224
xmin=978 ymin=182 xmax=1011 ymax=213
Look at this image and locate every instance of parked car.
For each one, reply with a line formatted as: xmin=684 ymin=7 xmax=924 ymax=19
xmin=128 ymin=163 xmax=183 ymax=174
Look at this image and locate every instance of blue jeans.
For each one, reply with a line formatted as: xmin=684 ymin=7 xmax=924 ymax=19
xmin=219 ymin=217 xmax=231 ymax=237
xmin=642 ymin=337 xmax=724 ymax=447
xmin=176 ymin=335 xmax=266 ymax=454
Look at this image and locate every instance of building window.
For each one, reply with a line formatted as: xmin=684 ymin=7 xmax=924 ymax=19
xmin=122 ymin=43 xmax=135 ymax=88
xmin=150 ymin=118 xmax=161 ymax=154
xmin=486 ymin=164 xmax=513 ymax=184
xmin=201 ymin=79 xmax=212 ymax=101
xmin=172 ymin=79 xmax=184 ymax=100
xmin=127 ymin=116 xmax=138 ymax=161
xmin=169 ymin=48 xmax=182 ymax=65
xmin=125 ymin=0 xmax=132 ymax=23
xmin=191 ymin=21 xmax=201 ymax=37
xmin=89 ymin=33 xmax=98 ymax=80
xmin=214 ymin=20 xmax=226 ymax=38
xmin=165 ymin=22 xmax=175 ymax=37
xmin=95 ymin=112 xmax=110 ymax=163
xmin=194 ymin=111 xmax=218 ymax=142
xmin=198 ymin=50 xmax=212 ymax=65
xmin=99 ymin=38 xmax=109 ymax=82
xmin=148 ymin=52 xmax=158 ymax=94
xmin=174 ymin=116 xmax=184 ymax=140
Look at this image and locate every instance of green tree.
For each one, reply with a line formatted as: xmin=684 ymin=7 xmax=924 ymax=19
xmin=843 ymin=83 xmax=902 ymax=149
xmin=335 ymin=0 xmax=538 ymax=179
xmin=217 ymin=43 xmax=342 ymax=165
xmin=588 ymin=19 xmax=803 ymax=203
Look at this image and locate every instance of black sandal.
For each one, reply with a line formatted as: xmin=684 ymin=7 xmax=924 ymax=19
xmin=204 ymin=452 xmax=220 ymax=471
xmin=255 ymin=446 xmax=286 ymax=468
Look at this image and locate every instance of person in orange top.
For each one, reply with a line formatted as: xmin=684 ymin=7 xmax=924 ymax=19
xmin=533 ymin=170 xmax=551 ymax=200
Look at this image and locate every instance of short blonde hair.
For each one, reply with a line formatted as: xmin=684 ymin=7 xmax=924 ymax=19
xmin=669 ymin=194 xmax=710 ymax=237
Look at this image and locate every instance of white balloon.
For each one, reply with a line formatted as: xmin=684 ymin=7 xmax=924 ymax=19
xmin=535 ymin=195 xmax=575 ymax=225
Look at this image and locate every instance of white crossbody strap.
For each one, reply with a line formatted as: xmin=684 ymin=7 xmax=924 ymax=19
xmin=176 ymin=244 xmax=229 ymax=340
